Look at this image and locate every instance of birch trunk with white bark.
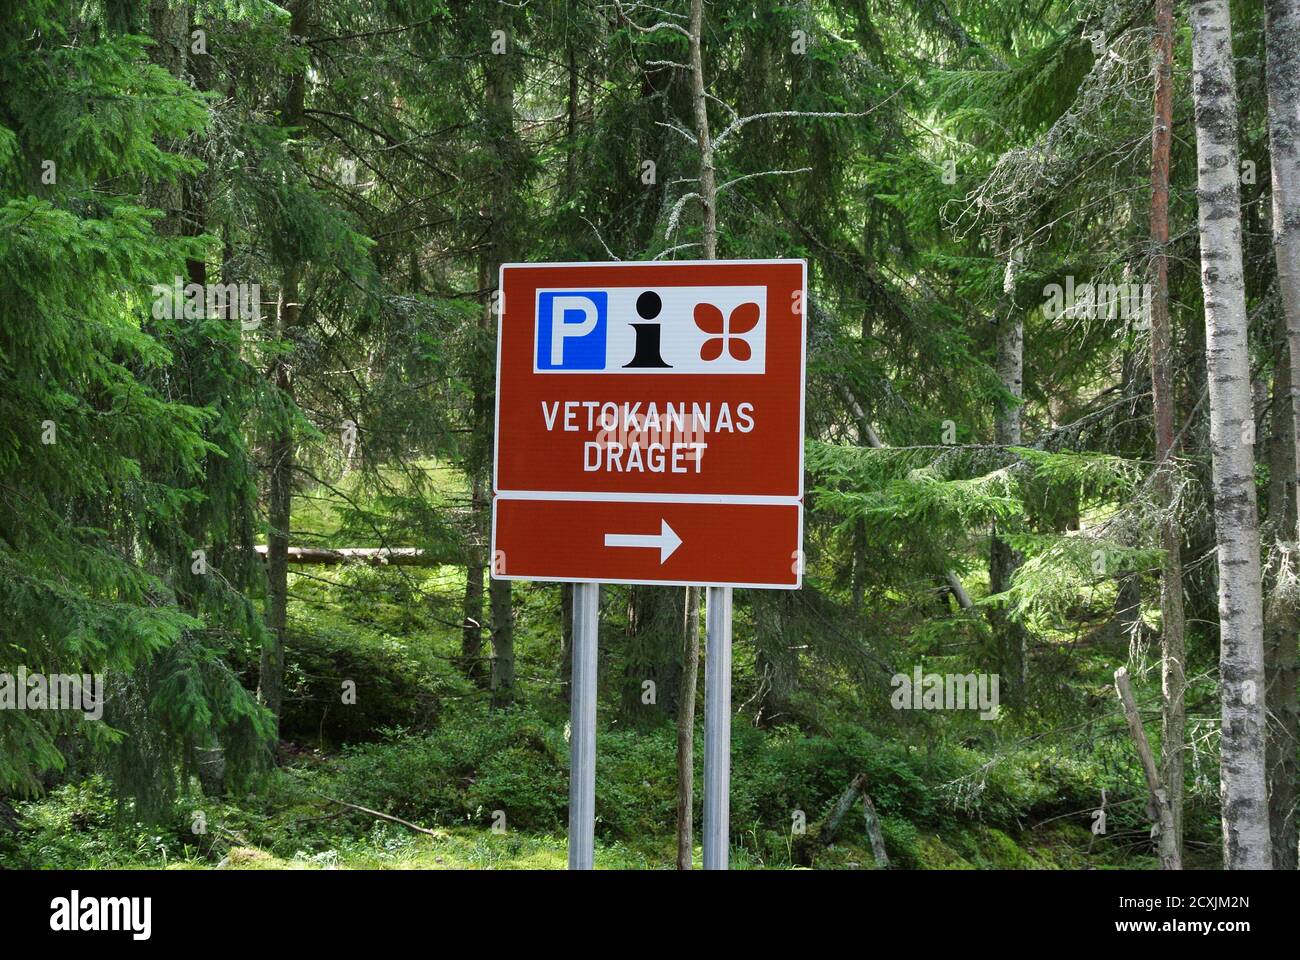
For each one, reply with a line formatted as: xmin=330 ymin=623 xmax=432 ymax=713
xmin=991 ymin=239 xmax=1027 ymax=692
xmin=1264 ymin=0 xmax=1300 ymax=870
xmin=1189 ymin=0 xmax=1273 ymax=869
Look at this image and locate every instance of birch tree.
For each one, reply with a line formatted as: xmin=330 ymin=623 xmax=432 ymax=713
xmin=1189 ymin=0 xmax=1272 ymax=869
xmin=990 ymin=236 xmax=1027 ymax=693
xmin=1265 ymin=0 xmax=1300 ymax=870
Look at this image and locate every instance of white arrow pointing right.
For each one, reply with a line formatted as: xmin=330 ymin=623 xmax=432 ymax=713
xmin=603 ymin=519 xmax=682 ymax=564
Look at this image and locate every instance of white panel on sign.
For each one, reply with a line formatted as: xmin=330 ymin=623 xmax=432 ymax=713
xmin=533 ymin=285 xmax=767 ymax=374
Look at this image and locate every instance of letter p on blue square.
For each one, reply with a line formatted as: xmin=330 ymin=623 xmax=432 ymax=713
xmin=537 ymin=291 xmax=607 ymax=370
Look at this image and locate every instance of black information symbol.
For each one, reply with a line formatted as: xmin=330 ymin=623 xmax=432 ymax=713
xmin=625 ymin=290 xmax=671 ymax=368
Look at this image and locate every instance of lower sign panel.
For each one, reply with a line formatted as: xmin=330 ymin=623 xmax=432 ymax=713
xmin=492 ymin=498 xmax=802 ymax=588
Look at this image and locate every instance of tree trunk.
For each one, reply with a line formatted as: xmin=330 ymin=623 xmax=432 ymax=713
xmin=260 ymin=0 xmax=310 ymax=733
xmin=1265 ymin=308 xmax=1299 ymax=870
xmin=622 ymin=587 xmax=682 ymax=722
xmin=261 ymin=261 xmax=297 ymax=730
xmin=675 ymin=0 xmax=716 ymax=866
xmin=754 ymin=592 xmax=798 ymax=726
xmin=462 ymin=433 xmax=487 ymax=684
xmin=1189 ymin=0 xmax=1272 ymax=869
xmin=990 ymin=238 xmax=1027 ymax=693
xmin=995 ymin=242 xmax=1025 ymax=449
xmin=1149 ymin=0 xmax=1187 ymax=864
xmin=144 ymin=0 xmax=189 ymax=243
xmin=688 ymin=0 xmax=716 ymax=259
xmin=490 ymin=569 xmax=515 ymax=709
xmin=851 ymin=518 xmax=867 ymax=613
xmin=1265 ymin=0 xmax=1300 ymax=871
xmin=482 ymin=32 xmax=519 ymax=707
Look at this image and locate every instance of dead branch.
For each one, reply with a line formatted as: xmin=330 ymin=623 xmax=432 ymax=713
xmin=317 ymin=794 xmax=444 ymax=838
xmin=1113 ymin=667 xmax=1181 ymax=869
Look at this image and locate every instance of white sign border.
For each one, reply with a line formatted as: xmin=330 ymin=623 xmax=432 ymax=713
xmin=490 ymin=258 xmax=808 ymax=590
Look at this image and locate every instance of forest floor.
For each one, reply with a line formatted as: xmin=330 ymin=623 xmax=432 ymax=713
xmin=3 ymin=742 xmax=1218 ymax=869
xmin=1 ymin=787 xmax=1150 ymax=870
xmin=0 ymin=474 xmax=1222 ymax=870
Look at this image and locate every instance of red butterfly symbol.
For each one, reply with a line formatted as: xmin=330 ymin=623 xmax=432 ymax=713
xmin=694 ymin=301 xmax=759 ymax=361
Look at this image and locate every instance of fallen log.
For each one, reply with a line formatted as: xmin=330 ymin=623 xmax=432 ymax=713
xmin=861 ymin=794 xmax=890 ymax=868
xmin=252 ymin=545 xmax=432 ymax=566
xmin=793 ymin=772 xmax=891 ymax=868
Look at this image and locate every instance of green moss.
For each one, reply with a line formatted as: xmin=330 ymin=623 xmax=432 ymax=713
xmin=220 ymin=847 xmax=299 ymax=870
xmin=977 ymin=826 xmax=1041 ymax=868
xmin=910 ymin=833 xmax=975 ymax=869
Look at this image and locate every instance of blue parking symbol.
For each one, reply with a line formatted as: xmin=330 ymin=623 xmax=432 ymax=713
xmin=537 ymin=291 xmax=607 ymax=370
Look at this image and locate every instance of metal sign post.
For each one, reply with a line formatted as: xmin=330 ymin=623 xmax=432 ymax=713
xmin=568 ymin=581 xmax=599 ymax=870
xmin=702 ymin=585 xmax=733 ymax=869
